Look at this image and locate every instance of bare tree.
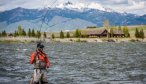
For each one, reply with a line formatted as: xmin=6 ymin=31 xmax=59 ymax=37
xmin=103 ymin=20 xmax=110 ymax=39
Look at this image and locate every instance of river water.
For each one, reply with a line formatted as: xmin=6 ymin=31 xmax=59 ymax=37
xmin=0 ymin=42 xmax=146 ymax=84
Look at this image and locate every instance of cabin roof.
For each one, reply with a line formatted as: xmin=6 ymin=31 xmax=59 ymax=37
xmin=81 ymin=29 xmax=125 ymax=36
xmin=113 ymin=30 xmax=124 ymax=34
xmin=84 ymin=29 xmax=108 ymax=35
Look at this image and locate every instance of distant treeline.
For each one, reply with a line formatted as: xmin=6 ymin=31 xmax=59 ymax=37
xmin=51 ymin=25 xmax=145 ymax=39
xmin=0 ymin=25 xmax=47 ymax=38
xmin=51 ymin=29 xmax=81 ymax=39
xmin=0 ymin=24 xmax=145 ymax=40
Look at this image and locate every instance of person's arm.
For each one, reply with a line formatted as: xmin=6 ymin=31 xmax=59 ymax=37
xmin=30 ymin=52 xmax=36 ymax=64
xmin=45 ymin=55 xmax=51 ymax=68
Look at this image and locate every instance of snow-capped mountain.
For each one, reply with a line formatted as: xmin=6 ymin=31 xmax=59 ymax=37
xmin=0 ymin=1 xmax=146 ymax=32
xmin=56 ymin=1 xmax=114 ymax=12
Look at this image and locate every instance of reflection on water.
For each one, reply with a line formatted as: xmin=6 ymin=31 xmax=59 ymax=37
xmin=0 ymin=42 xmax=146 ymax=84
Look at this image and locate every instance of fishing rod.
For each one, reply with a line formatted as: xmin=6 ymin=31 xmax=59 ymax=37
xmin=29 ymin=1 xmax=59 ymax=83
xmin=38 ymin=0 xmax=58 ymax=42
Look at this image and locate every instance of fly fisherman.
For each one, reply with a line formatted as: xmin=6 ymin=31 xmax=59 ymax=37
xmin=30 ymin=43 xmax=51 ymax=84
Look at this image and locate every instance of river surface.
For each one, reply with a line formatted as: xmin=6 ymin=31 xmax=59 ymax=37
xmin=0 ymin=42 xmax=146 ymax=84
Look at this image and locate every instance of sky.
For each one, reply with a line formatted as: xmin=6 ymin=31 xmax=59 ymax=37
xmin=0 ymin=0 xmax=146 ymax=15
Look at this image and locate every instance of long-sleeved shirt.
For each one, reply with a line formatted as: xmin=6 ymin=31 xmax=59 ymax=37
xmin=30 ymin=49 xmax=51 ymax=68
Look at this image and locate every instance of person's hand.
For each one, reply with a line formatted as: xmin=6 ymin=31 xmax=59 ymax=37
xmin=47 ymin=66 xmax=49 ymax=68
xmin=46 ymin=63 xmax=50 ymax=68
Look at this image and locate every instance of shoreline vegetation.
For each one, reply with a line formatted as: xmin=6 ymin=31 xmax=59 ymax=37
xmin=0 ymin=37 xmax=146 ymax=43
xmin=0 ymin=22 xmax=146 ymax=43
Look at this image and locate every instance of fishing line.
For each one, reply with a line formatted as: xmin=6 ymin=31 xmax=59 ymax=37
xmin=44 ymin=19 xmax=74 ymax=31
xmin=37 ymin=0 xmax=61 ymax=63
xmin=39 ymin=0 xmax=58 ymax=32
xmin=38 ymin=0 xmax=58 ymax=42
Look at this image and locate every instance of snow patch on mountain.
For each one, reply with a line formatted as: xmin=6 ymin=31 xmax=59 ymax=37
xmin=55 ymin=1 xmax=114 ymax=12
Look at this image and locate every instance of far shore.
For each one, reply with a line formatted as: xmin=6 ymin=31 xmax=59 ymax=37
xmin=0 ymin=37 xmax=146 ymax=43
xmin=0 ymin=37 xmax=47 ymax=43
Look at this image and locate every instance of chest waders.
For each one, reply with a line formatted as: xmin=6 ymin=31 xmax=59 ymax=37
xmin=34 ymin=52 xmax=46 ymax=69
xmin=30 ymin=52 xmax=47 ymax=84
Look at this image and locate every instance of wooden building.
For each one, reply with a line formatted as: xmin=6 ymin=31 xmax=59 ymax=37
xmin=88 ymin=29 xmax=108 ymax=37
xmin=81 ymin=29 xmax=108 ymax=38
xmin=81 ymin=29 xmax=125 ymax=38
xmin=112 ymin=30 xmax=125 ymax=37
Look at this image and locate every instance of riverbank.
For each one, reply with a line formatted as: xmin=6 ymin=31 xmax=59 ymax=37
xmin=0 ymin=37 xmax=146 ymax=43
xmin=53 ymin=38 xmax=146 ymax=43
xmin=0 ymin=37 xmax=50 ymax=43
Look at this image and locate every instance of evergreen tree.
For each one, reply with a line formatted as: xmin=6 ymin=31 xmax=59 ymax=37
xmin=14 ymin=31 xmax=18 ymax=37
xmin=36 ymin=31 xmax=41 ymax=38
xmin=31 ymin=29 xmax=36 ymax=37
xmin=66 ymin=32 xmax=70 ymax=38
xmin=135 ymin=28 xmax=140 ymax=38
xmin=22 ymin=29 xmax=26 ymax=36
xmin=43 ymin=32 xmax=47 ymax=38
xmin=60 ymin=30 xmax=64 ymax=39
xmin=75 ymin=29 xmax=81 ymax=38
xmin=2 ymin=30 xmax=7 ymax=37
xmin=140 ymin=29 xmax=145 ymax=39
xmin=52 ymin=33 xmax=55 ymax=39
xmin=28 ymin=28 xmax=32 ymax=37
xmin=18 ymin=25 xmax=23 ymax=36
xmin=0 ymin=32 xmax=1 ymax=37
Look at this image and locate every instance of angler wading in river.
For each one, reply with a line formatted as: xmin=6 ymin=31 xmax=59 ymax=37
xmin=30 ymin=43 xmax=51 ymax=84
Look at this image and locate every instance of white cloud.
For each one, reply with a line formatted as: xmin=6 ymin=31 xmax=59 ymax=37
xmin=108 ymin=0 xmax=146 ymax=15
xmin=0 ymin=0 xmax=146 ymax=15
xmin=126 ymin=0 xmax=145 ymax=11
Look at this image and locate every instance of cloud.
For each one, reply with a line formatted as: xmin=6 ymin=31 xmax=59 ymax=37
xmin=108 ymin=0 xmax=146 ymax=15
xmin=0 ymin=0 xmax=146 ymax=15
xmin=126 ymin=0 xmax=145 ymax=11
xmin=0 ymin=0 xmax=54 ymax=11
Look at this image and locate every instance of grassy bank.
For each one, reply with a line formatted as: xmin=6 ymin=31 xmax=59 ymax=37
xmin=0 ymin=37 xmax=146 ymax=43
xmin=52 ymin=38 xmax=146 ymax=43
xmin=0 ymin=37 xmax=40 ymax=43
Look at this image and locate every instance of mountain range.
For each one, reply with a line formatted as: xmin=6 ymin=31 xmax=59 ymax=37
xmin=0 ymin=1 xmax=146 ymax=32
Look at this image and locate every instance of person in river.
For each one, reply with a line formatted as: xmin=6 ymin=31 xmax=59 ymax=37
xmin=30 ymin=43 xmax=51 ymax=84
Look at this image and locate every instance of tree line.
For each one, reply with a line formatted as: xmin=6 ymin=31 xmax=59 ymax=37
xmin=0 ymin=25 xmax=47 ymax=38
xmin=14 ymin=25 xmax=43 ymax=38
xmin=0 ymin=25 xmax=145 ymax=40
xmin=52 ymin=29 xmax=82 ymax=39
xmin=51 ymin=26 xmax=145 ymax=39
